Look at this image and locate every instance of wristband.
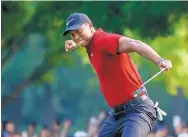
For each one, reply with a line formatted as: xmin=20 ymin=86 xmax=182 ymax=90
xmin=157 ymin=58 xmax=165 ymax=65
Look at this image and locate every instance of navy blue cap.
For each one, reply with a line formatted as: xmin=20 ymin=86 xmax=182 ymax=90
xmin=63 ymin=13 xmax=91 ymax=36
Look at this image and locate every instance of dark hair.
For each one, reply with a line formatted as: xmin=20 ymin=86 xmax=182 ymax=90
xmin=28 ymin=122 xmax=36 ymax=128
xmin=2 ymin=120 xmax=9 ymax=130
xmin=42 ymin=124 xmax=48 ymax=129
xmin=54 ymin=119 xmax=61 ymax=126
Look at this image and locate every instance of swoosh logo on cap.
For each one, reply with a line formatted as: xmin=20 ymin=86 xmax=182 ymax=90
xmin=67 ymin=18 xmax=74 ymax=26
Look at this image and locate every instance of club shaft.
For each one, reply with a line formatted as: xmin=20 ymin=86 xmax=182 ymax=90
xmin=142 ymin=68 xmax=166 ymax=87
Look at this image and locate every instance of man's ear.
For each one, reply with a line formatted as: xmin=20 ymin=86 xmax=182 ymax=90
xmin=88 ymin=22 xmax=93 ymax=29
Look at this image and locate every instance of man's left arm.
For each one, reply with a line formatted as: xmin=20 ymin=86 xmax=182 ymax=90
xmin=117 ymin=36 xmax=172 ymax=70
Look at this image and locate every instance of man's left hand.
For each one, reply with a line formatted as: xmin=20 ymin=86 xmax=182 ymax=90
xmin=158 ymin=59 xmax=172 ymax=71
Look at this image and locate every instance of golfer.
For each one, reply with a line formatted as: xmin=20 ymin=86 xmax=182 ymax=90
xmin=63 ymin=13 xmax=172 ymax=137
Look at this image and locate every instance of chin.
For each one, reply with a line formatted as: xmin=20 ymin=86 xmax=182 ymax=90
xmin=78 ymin=41 xmax=88 ymax=47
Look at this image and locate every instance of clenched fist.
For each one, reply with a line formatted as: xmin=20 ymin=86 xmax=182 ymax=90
xmin=157 ymin=59 xmax=172 ymax=71
xmin=65 ymin=40 xmax=78 ymax=52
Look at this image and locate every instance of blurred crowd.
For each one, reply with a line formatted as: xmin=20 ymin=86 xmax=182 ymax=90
xmin=148 ymin=115 xmax=188 ymax=137
xmin=1 ymin=111 xmax=188 ymax=137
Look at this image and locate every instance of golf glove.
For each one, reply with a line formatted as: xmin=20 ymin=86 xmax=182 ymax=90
xmin=154 ymin=101 xmax=167 ymax=121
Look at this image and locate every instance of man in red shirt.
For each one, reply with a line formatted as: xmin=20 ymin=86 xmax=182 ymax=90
xmin=63 ymin=13 xmax=172 ymax=137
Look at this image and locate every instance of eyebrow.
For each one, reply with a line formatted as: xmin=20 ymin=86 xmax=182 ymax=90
xmin=70 ymin=29 xmax=81 ymax=34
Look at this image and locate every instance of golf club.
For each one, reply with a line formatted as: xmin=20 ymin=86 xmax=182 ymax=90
xmin=133 ymin=68 xmax=166 ymax=97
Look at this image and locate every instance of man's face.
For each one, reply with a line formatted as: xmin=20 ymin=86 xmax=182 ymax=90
xmin=28 ymin=125 xmax=34 ymax=133
xmin=6 ymin=122 xmax=15 ymax=134
xmin=69 ymin=23 xmax=94 ymax=47
xmin=53 ymin=121 xmax=59 ymax=131
xmin=41 ymin=129 xmax=51 ymax=137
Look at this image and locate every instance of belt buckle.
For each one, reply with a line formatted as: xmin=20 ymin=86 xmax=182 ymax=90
xmin=133 ymin=86 xmax=148 ymax=100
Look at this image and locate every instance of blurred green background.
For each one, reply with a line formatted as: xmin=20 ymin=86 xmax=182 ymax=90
xmin=1 ymin=1 xmax=188 ymax=135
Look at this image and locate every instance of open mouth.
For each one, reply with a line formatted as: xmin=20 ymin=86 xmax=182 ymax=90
xmin=78 ymin=40 xmax=83 ymax=43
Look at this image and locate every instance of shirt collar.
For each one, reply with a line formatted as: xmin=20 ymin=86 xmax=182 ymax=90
xmin=90 ymin=28 xmax=103 ymax=46
xmin=86 ymin=28 xmax=103 ymax=55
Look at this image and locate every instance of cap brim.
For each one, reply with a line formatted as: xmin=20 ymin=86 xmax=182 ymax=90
xmin=63 ymin=24 xmax=83 ymax=36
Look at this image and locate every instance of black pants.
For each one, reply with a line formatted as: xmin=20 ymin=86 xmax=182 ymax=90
xmin=98 ymin=96 xmax=157 ymax=137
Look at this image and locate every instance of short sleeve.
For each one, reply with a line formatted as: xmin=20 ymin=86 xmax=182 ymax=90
xmin=96 ymin=33 xmax=122 ymax=55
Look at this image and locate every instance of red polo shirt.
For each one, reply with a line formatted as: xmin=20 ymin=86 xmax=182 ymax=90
xmin=86 ymin=28 xmax=143 ymax=107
